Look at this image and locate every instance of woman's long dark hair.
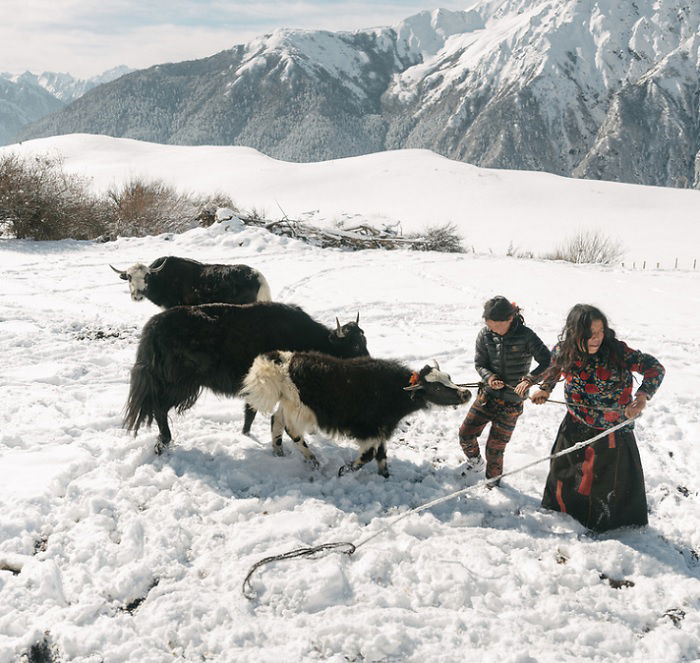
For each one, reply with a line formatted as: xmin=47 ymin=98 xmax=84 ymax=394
xmin=551 ymin=304 xmax=624 ymax=374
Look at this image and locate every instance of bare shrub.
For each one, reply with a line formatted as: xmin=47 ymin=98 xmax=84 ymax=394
xmin=506 ymin=241 xmax=535 ymax=259
xmin=0 ymin=153 xmax=110 ymax=240
xmin=543 ymin=230 xmax=624 ymax=264
xmin=107 ymin=178 xmax=203 ymax=237
xmin=240 ymin=206 xmax=268 ymax=223
xmin=408 ymin=223 xmax=465 ymax=253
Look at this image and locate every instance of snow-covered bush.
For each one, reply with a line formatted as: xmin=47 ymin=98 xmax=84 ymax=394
xmin=408 ymin=223 xmax=465 ymax=253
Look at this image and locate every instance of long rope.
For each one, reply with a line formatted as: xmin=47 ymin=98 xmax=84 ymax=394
xmin=352 ymin=415 xmax=631 ymax=550
xmin=241 ymin=410 xmax=634 ymax=600
xmin=464 ymin=380 xmax=623 ymax=414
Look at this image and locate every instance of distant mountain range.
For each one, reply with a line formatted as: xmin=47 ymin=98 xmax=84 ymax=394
xmin=11 ymin=0 xmax=700 ymax=189
xmin=0 ymin=67 xmax=132 ymax=145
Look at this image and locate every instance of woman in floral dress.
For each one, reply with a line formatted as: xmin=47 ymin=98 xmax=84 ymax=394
xmin=532 ymin=304 xmax=665 ymax=532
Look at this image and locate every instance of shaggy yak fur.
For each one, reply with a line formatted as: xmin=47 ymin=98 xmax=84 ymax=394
xmin=242 ymin=351 xmax=472 ymax=476
xmin=124 ymin=301 xmax=369 ymax=453
xmin=111 ymin=256 xmax=271 ymax=308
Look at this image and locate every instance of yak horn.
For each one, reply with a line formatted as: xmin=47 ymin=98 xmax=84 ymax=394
xmin=149 ymin=260 xmax=167 ymax=273
xmin=109 ymin=264 xmax=126 ymax=276
xmin=335 ymin=317 xmax=345 ymax=337
xmin=356 ymin=312 xmax=360 ymax=324
xmin=430 ymin=358 xmax=441 ymax=370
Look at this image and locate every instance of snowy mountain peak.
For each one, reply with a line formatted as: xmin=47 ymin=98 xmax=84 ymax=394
xmin=235 ymin=27 xmax=397 ymax=100
xmin=395 ymin=8 xmax=485 ymax=58
xmin=1 ymin=66 xmax=133 ymax=103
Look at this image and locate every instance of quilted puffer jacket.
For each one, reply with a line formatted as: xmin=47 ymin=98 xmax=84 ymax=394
xmin=474 ymin=319 xmax=551 ymax=403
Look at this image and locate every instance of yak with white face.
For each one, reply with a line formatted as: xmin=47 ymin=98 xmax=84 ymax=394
xmin=110 ymin=256 xmax=270 ymax=308
xmin=242 ymin=352 xmax=472 ymax=477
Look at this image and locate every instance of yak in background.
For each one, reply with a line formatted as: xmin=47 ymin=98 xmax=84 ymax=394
xmin=110 ymin=256 xmax=270 ymax=308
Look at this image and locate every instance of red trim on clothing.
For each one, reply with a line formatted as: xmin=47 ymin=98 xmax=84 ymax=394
xmin=578 ymin=447 xmax=595 ymax=496
xmin=608 ymin=431 xmax=616 ymax=449
xmin=556 ymin=480 xmax=567 ymax=513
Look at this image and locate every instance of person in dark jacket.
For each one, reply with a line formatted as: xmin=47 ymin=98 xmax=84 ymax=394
xmin=458 ymin=296 xmax=551 ymax=484
xmin=532 ymin=304 xmax=665 ymax=532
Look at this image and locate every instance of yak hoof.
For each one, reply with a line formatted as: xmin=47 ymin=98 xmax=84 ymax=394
xmin=378 ymin=468 xmax=390 ymax=479
xmin=154 ymin=439 xmax=169 ymax=455
xmin=338 ymin=464 xmax=354 ymax=477
xmin=307 ymin=457 xmax=320 ymax=470
xmin=273 ymin=446 xmax=285 ymax=457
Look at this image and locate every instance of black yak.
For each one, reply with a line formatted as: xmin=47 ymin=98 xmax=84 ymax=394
xmin=110 ymin=256 xmax=270 ymax=308
xmin=124 ymin=302 xmax=369 ymax=453
xmin=241 ymin=351 xmax=472 ymax=476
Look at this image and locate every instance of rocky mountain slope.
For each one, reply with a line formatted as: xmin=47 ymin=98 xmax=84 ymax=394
xmin=17 ymin=1 xmax=700 ymax=188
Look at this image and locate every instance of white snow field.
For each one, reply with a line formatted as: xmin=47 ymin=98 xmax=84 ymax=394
xmin=6 ymin=134 xmax=700 ymax=266
xmin=0 ymin=135 xmax=699 ymax=662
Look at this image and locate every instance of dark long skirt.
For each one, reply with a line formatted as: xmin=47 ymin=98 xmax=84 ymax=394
xmin=541 ymin=413 xmax=648 ymax=532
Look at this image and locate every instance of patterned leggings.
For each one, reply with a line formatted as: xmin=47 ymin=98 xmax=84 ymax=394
xmin=458 ymin=393 xmax=523 ymax=479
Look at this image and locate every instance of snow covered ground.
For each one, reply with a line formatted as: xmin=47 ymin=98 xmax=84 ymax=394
xmin=6 ymin=134 xmax=700 ymax=267
xmin=0 ymin=136 xmax=699 ymax=662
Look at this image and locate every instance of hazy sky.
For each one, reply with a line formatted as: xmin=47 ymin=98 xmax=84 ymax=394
xmin=1 ymin=1 xmax=472 ymax=79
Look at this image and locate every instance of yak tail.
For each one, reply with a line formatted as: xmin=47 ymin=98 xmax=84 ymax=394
xmin=255 ymin=272 xmax=272 ymax=302
xmin=123 ymin=324 xmax=162 ymax=434
xmin=241 ymin=351 xmax=294 ymax=415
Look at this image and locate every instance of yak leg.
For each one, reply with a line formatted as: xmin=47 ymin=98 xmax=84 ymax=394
xmin=339 ymin=439 xmax=387 ymax=477
xmin=375 ymin=441 xmax=390 ymax=478
xmin=242 ymin=403 xmax=257 ymax=434
xmin=271 ymin=407 xmax=286 ymax=457
xmin=153 ymin=410 xmax=172 ymax=455
xmin=282 ymin=420 xmax=319 ymax=469
xmin=271 ymin=407 xmax=319 ymax=468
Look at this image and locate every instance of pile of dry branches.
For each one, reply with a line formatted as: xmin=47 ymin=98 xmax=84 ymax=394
xmin=238 ymin=214 xmax=464 ymax=253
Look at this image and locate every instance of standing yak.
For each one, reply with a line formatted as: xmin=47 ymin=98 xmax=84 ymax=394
xmin=110 ymin=256 xmax=271 ymax=308
xmin=124 ymin=302 xmax=369 ymax=453
xmin=242 ymin=351 xmax=472 ymax=476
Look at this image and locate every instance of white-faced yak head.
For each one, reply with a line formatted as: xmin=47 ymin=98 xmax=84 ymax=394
xmin=110 ymin=261 xmax=163 ymax=301
xmin=403 ymin=360 xmax=472 ymax=406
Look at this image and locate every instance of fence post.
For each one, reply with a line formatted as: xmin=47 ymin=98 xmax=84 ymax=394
xmin=643 ymin=261 xmax=646 ymax=270
xmin=674 ymin=258 xmax=678 ymax=269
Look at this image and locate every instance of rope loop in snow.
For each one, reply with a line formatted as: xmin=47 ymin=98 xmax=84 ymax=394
xmin=242 ymin=541 xmax=356 ymax=600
